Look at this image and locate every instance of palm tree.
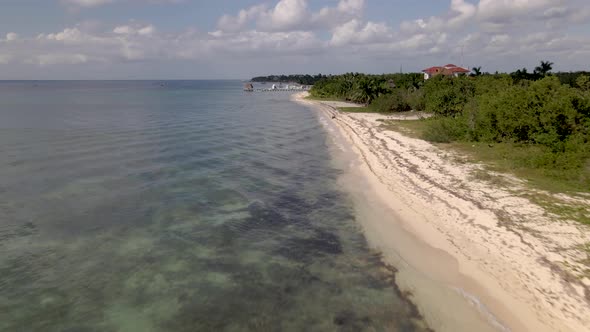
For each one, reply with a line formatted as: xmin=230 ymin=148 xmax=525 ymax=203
xmin=471 ymin=67 xmax=482 ymax=76
xmin=534 ymin=61 xmax=553 ymax=76
xmin=352 ymin=78 xmax=388 ymax=105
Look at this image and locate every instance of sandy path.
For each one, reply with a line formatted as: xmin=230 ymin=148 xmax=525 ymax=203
xmin=293 ymin=92 xmax=590 ymax=332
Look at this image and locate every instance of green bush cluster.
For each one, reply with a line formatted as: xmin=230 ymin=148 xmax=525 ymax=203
xmin=370 ymin=90 xmax=411 ymax=112
xmin=423 ymin=76 xmax=475 ymax=116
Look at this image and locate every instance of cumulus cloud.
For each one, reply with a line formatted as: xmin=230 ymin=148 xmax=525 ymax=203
xmin=263 ymin=0 xmax=309 ymax=30
xmin=330 ymin=19 xmax=392 ymax=46
xmin=217 ymin=5 xmax=268 ymax=33
xmin=217 ymin=0 xmax=365 ymax=32
xmin=114 ymin=24 xmax=156 ymax=36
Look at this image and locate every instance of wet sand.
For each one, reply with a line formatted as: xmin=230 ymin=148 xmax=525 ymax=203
xmin=293 ymin=92 xmax=590 ymax=332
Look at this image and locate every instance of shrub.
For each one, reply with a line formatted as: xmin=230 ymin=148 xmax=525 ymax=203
xmin=422 ymin=116 xmax=469 ymax=143
xmin=576 ymin=75 xmax=590 ymax=91
xmin=472 ymin=77 xmax=590 ymax=149
xmin=370 ymin=90 xmax=411 ymax=112
xmin=405 ymin=88 xmax=426 ymax=112
xmin=423 ymin=76 xmax=476 ymax=116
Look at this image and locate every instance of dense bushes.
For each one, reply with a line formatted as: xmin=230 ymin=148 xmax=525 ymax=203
xmin=422 ymin=77 xmax=590 ymax=148
xmin=423 ymin=76 xmax=475 ymax=116
xmin=370 ymin=90 xmax=411 ymax=112
xmin=422 ymin=117 xmax=469 ymax=143
xmin=471 ymin=78 xmax=590 ymax=146
xmin=310 ymin=73 xmax=423 ymax=108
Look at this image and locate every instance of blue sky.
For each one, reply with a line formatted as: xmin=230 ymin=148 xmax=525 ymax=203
xmin=0 ymin=0 xmax=589 ymax=79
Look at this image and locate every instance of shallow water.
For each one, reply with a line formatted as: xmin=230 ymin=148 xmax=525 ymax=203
xmin=0 ymin=81 xmax=430 ymax=331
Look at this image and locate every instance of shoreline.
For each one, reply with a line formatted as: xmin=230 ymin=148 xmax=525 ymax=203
xmin=292 ymin=91 xmax=590 ymax=332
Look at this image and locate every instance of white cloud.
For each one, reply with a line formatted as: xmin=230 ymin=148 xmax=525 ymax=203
xmin=448 ymin=0 xmax=477 ymax=27
xmin=113 ymin=24 xmax=156 ymax=36
xmin=113 ymin=26 xmax=133 ymax=35
xmin=264 ymin=0 xmax=309 ymax=30
xmin=6 ymin=33 xmax=19 ymax=41
xmin=217 ymin=0 xmax=366 ymax=32
xmin=37 ymin=53 xmax=88 ymax=65
xmin=330 ymin=19 xmax=392 ymax=46
xmin=217 ymin=5 xmax=267 ymax=33
xmin=42 ymin=28 xmax=85 ymax=42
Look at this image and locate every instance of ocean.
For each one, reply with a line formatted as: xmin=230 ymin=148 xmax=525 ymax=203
xmin=0 ymin=80 xmax=429 ymax=331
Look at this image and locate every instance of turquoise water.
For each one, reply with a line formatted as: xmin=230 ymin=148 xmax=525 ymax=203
xmin=0 ymin=81 xmax=429 ymax=331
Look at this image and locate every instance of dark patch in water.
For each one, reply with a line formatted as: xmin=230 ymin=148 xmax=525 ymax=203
xmin=272 ymin=190 xmax=313 ymax=213
xmin=219 ymin=201 xmax=293 ymax=236
xmin=247 ymin=201 xmax=289 ymax=225
xmin=275 ymin=228 xmax=343 ymax=262
xmin=0 ymin=221 xmax=38 ymax=244
xmin=333 ymin=309 xmax=372 ymax=331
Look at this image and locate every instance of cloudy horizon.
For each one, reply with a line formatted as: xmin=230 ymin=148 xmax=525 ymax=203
xmin=1 ymin=0 xmax=589 ymax=79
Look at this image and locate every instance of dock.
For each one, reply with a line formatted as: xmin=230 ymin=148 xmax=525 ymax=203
xmin=247 ymin=88 xmax=310 ymax=92
xmin=244 ymin=83 xmax=311 ymax=92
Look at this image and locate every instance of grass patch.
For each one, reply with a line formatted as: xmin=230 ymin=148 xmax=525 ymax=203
xmin=380 ymin=118 xmax=430 ymax=139
xmin=527 ymin=194 xmax=590 ymax=225
xmin=304 ymin=95 xmax=343 ymax=101
xmin=448 ymin=142 xmax=590 ymax=194
xmin=469 ymin=169 xmax=513 ymax=187
xmin=581 ymin=243 xmax=590 ymax=266
xmin=337 ymin=106 xmax=375 ymax=113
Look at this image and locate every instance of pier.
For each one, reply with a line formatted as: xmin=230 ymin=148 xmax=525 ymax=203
xmin=247 ymin=88 xmax=310 ymax=92
xmin=244 ymin=83 xmax=311 ymax=92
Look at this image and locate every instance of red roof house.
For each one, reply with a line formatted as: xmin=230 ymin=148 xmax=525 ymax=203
xmin=422 ymin=64 xmax=470 ymax=80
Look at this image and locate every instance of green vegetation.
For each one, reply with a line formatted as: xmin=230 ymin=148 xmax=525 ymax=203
xmin=338 ymin=106 xmax=373 ymax=113
xmin=310 ymin=73 xmax=423 ymax=105
xmin=308 ymin=62 xmax=590 ymax=194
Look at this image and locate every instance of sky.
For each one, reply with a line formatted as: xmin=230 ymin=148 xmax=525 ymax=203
xmin=0 ymin=0 xmax=589 ymax=79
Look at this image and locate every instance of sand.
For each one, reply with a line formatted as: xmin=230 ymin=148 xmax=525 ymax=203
xmin=293 ymin=92 xmax=590 ymax=332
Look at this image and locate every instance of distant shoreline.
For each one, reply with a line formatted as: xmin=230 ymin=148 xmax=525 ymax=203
xmin=292 ymin=91 xmax=590 ymax=332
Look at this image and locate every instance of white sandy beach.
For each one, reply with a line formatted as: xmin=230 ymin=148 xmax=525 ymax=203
xmin=293 ymin=92 xmax=590 ymax=332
